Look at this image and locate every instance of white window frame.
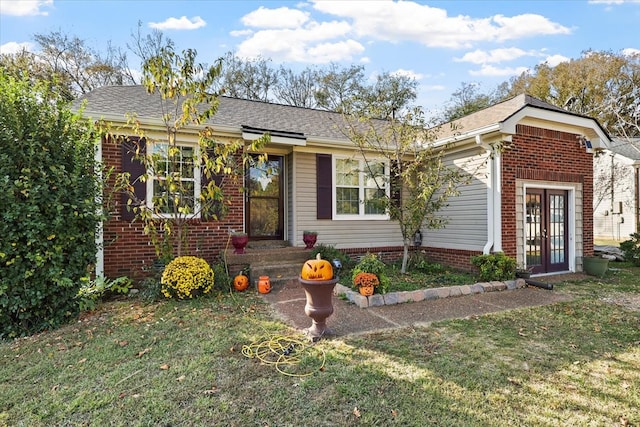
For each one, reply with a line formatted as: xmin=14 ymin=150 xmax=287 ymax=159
xmin=333 ymin=155 xmax=390 ymax=220
xmin=146 ymin=142 xmax=201 ymax=219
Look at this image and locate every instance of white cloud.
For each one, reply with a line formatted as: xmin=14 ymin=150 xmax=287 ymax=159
xmin=0 ymin=41 xmax=34 ymax=54
xmin=231 ymin=2 xmax=571 ymax=66
xmin=306 ymin=40 xmax=364 ymax=63
xmin=390 ymin=68 xmax=424 ymax=81
xmin=149 ymin=16 xmax=206 ymax=31
xmin=310 ymin=1 xmax=570 ymax=48
xmin=455 ymin=47 xmax=535 ymax=64
xmin=543 ymin=54 xmax=570 ymax=67
xmin=0 ymin=0 xmax=52 ymax=16
xmin=230 ymin=29 xmax=253 ymax=37
xmin=622 ymin=47 xmax=640 ymax=56
xmin=491 ymin=14 xmax=571 ymax=42
xmin=241 ymin=6 xmax=310 ymax=29
xmin=469 ymin=64 xmax=529 ymax=77
xmin=236 ymin=20 xmax=358 ymax=63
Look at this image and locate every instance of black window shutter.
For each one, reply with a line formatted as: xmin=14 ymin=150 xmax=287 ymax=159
xmin=120 ymin=137 xmax=146 ymax=221
xmin=316 ymin=154 xmax=332 ymax=219
xmin=390 ymin=160 xmax=402 ymax=209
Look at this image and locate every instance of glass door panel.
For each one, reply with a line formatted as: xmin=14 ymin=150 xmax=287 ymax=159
xmin=525 ymin=189 xmax=569 ymax=273
xmin=247 ymin=156 xmax=283 ymax=239
xmin=525 ymin=191 xmax=543 ymax=270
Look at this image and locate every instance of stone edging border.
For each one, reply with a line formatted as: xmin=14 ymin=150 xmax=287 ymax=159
xmin=334 ymin=278 xmax=528 ymax=308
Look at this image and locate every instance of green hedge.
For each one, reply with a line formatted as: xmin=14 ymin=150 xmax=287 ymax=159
xmin=0 ymin=72 xmax=100 ymax=338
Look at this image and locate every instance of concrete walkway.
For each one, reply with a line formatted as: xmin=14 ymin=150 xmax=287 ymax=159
xmin=261 ymin=278 xmax=574 ymax=337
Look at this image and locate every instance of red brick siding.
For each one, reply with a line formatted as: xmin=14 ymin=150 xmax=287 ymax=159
xmin=501 ymin=125 xmax=593 ymax=258
xmin=101 ymin=137 xmax=244 ymax=279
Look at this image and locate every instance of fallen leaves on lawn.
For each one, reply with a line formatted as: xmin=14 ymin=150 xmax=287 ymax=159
xmin=353 ymin=407 xmax=361 ymax=418
xmin=159 ymin=364 xmax=170 ymax=370
xmin=136 ymin=347 xmax=151 ymax=357
xmin=176 ymin=375 xmax=185 ymax=382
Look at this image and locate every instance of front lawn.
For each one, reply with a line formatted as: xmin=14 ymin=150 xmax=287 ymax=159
xmin=1 ymin=265 xmax=638 ymax=426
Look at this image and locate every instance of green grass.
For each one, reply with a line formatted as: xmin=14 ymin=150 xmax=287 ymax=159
xmin=1 ymin=265 xmax=639 ymax=426
xmin=385 ymin=266 xmax=476 ymax=292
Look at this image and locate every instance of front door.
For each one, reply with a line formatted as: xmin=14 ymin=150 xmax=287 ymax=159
xmin=247 ymin=155 xmax=284 ymax=240
xmin=525 ymin=189 xmax=569 ymax=274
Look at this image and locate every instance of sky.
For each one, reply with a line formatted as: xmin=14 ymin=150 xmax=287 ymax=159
xmin=1 ymin=0 xmax=639 ymax=112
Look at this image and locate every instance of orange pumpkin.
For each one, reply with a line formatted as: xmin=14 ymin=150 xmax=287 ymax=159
xmin=301 ymin=253 xmax=333 ymax=281
xmin=257 ymin=276 xmax=271 ymax=294
xmin=233 ymin=274 xmax=249 ymax=291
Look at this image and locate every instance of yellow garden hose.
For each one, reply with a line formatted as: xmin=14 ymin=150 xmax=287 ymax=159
xmin=241 ymin=335 xmax=326 ymax=377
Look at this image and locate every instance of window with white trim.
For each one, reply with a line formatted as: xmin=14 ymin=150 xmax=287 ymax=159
xmin=334 ymin=157 xmax=389 ymax=219
xmin=148 ymin=142 xmax=200 ymax=216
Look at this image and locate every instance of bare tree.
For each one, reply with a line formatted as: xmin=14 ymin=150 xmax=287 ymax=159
xmin=274 ymin=66 xmax=320 ymax=108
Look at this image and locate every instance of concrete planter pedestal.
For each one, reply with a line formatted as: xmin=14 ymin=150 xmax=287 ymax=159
xmin=298 ymin=276 xmax=338 ymax=341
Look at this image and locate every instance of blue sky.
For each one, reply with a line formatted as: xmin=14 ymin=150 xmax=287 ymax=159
xmin=1 ymin=0 xmax=639 ymax=111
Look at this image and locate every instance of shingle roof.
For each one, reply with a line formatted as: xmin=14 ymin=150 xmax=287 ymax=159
xmin=74 ymin=86 xmax=607 ymax=145
xmin=74 ymin=85 xmax=350 ymax=141
xmin=436 ymin=93 xmax=596 ymax=139
xmin=608 ymin=137 xmax=640 ymax=160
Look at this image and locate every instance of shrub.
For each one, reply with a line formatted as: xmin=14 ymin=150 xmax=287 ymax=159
xmin=76 ymin=276 xmax=132 ymax=312
xmin=311 ymin=244 xmax=352 ymax=269
xmin=161 ymin=256 xmax=215 ymax=299
xmin=351 ymin=253 xmax=390 ymax=293
xmin=471 ymin=252 xmax=516 ymax=281
xmin=212 ymin=262 xmax=232 ymax=292
xmin=620 ymin=233 xmax=640 ymax=266
xmin=0 ymin=72 xmax=100 ymax=338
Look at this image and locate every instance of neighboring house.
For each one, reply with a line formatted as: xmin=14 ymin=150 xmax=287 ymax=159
xmin=75 ymin=87 xmax=609 ymax=278
xmin=593 ymin=137 xmax=640 ymax=241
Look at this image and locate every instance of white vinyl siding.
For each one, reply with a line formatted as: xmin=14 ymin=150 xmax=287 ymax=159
xmin=422 ymin=149 xmax=489 ymax=251
xmin=293 ymin=151 xmax=402 ymax=249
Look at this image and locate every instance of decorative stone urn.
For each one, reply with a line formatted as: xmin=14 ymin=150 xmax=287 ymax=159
xmin=302 ymin=231 xmax=318 ymax=249
xmin=298 ymin=277 xmax=339 ymax=341
xmin=231 ymin=233 xmax=248 ymax=254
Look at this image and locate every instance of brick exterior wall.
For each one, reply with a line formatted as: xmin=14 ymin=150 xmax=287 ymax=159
xmin=502 ymin=124 xmax=594 ymax=259
xmin=101 ymin=123 xmax=595 ymax=278
xmin=101 ymin=137 xmax=245 ymax=279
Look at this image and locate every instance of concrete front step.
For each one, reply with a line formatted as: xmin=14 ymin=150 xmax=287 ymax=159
xmin=249 ymin=262 xmax=303 ymax=287
xmin=225 ymin=246 xmax=315 ymax=287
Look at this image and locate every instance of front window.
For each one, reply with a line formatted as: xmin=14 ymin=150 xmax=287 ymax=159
xmin=335 ymin=157 xmax=388 ymax=219
xmin=149 ymin=143 xmax=199 ymax=216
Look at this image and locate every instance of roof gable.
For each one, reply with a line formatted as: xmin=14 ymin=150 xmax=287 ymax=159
xmin=435 ymin=93 xmax=611 ymax=147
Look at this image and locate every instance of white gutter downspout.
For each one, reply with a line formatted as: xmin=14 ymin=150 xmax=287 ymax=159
xmin=492 ymin=151 xmax=502 ymax=253
xmin=476 ymin=135 xmax=502 ymax=254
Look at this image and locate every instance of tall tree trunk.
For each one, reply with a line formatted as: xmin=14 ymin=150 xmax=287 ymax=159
xmin=401 ymin=241 xmax=410 ymax=274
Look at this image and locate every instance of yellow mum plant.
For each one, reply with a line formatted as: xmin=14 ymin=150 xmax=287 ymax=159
xmin=161 ymin=256 xmax=215 ymax=299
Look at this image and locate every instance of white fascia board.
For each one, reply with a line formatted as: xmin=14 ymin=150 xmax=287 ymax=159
xmin=501 ymin=108 xmax=610 ymax=148
xmin=84 ymin=112 xmax=245 ymax=143
xmin=434 ymin=124 xmax=501 ymax=147
xmin=295 ymin=136 xmax=357 ymax=152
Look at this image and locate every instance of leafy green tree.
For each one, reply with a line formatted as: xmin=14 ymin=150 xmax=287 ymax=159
xmin=441 ymin=82 xmax=496 ymax=123
xmin=339 ymin=103 xmax=474 ymax=273
xmin=117 ymin=46 xmax=269 ymax=259
xmin=499 ymin=50 xmax=640 ymax=137
xmin=0 ymin=71 xmax=100 ymax=338
xmin=219 ymin=53 xmax=277 ymax=102
xmin=315 ymin=64 xmax=366 ymax=112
